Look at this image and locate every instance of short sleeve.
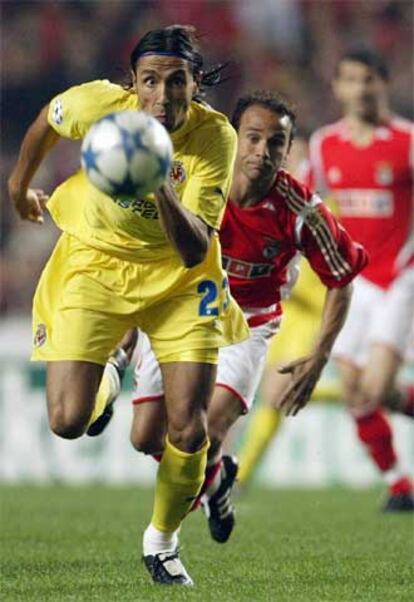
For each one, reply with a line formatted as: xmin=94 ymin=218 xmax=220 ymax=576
xmin=47 ymin=80 xmax=137 ymax=140
xmin=181 ymin=124 xmax=237 ymax=229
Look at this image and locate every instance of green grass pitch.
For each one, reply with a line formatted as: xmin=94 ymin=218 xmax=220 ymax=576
xmin=1 ymin=485 xmax=413 ymax=601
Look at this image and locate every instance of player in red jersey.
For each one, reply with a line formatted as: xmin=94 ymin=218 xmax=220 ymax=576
xmin=304 ymin=49 xmax=414 ymax=511
xmin=128 ymin=90 xmax=367 ymax=543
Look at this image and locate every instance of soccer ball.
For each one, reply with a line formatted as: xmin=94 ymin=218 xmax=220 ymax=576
xmin=81 ymin=110 xmax=173 ymax=199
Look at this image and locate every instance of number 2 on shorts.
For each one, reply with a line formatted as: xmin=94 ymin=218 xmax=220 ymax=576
xmin=198 ymin=278 xmax=230 ymax=316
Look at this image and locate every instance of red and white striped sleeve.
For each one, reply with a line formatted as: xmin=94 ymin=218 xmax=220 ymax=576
xmin=277 ymin=171 xmax=368 ymax=288
xmin=300 ymin=198 xmax=368 ymax=287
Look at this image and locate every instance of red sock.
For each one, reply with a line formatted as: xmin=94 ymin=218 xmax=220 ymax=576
xmin=354 ymin=408 xmax=397 ymax=472
xmin=189 ymin=459 xmax=222 ymax=512
xmin=390 ymin=476 xmax=412 ymax=496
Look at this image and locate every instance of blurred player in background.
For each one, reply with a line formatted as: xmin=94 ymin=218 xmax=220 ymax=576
xmin=128 ymin=91 xmax=367 ymax=544
xmin=306 ymin=48 xmax=414 ymax=511
xmin=7 ymin=25 xmax=249 ymax=586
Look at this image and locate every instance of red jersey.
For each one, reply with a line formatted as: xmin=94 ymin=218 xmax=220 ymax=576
xmin=220 ymin=169 xmax=368 ymax=326
xmin=307 ymin=117 xmax=414 ymax=289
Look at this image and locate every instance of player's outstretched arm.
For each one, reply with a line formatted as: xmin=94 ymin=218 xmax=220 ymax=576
xmin=155 ymin=180 xmax=213 ymax=267
xmin=8 ymin=105 xmax=59 ymax=223
xmin=277 ymin=283 xmax=353 ymax=416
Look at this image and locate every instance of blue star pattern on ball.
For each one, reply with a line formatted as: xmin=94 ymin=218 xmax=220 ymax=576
xmin=120 ymin=127 xmax=142 ymax=162
xmin=82 ymin=142 xmax=100 ymax=172
xmin=117 ymin=172 xmax=140 ymax=198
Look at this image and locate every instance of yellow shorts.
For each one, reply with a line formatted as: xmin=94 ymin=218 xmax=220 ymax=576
xmin=266 ymin=260 xmax=325 ymax=366
xmin=32 ymin=233 xmax=248 ymax=365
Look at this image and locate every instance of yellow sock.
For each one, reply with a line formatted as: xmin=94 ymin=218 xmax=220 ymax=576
xmin=86 ymin=369 xmax=114 ymax=428
xmin=151 ymin=436 xmax=208 ymax=533
xmin=311 ymin=381 xmax=341 ymax=402
xmin=238 ymin=406 xmax=282 ymax=487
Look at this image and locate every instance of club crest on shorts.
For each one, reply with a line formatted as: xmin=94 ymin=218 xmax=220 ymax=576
xmin=169 ymin=161 xmax=186 ymax=186
xmin=34 ymin=323 xmax=47 ymax=347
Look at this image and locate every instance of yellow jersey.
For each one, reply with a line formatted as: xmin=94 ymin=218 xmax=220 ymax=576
xmin=47 ymin=80 xmax=237 ymax=262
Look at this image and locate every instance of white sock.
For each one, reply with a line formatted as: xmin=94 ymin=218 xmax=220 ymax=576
xmin=205 ymin=460 xmax=223 ymax=498
xmin=383 ymin=465 xmax=404 ymax=487
xmin=143 ymin=523 xmax=179 ymax=556
xmin=103 ymin=362 xmax=121 ymax=405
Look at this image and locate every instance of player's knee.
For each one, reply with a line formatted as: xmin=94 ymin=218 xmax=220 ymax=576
xmin=168 ymin=417 xmax=208 ymax=453
xmin=340 ymin=382 xmax=360 ymax=407
xmin=48 ymin=408 xmax=85 ymax=439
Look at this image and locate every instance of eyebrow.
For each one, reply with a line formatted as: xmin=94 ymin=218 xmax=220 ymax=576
xmin=140 ymin=68 xmax=188 ymax=77
xmin=245 ymin=127 xmax=287 ymax=137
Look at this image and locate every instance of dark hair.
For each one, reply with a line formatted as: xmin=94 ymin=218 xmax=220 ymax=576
xmin=231 ymin=90 xmax=297 ymax=144
xmin=128 ymin=24 xmax=229 ymax=100
xmin=336 ymin=48 xmax=389 ymax=81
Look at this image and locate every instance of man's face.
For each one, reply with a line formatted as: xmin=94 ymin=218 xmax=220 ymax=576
xmin=333 ymin=60 xmax=388 ymax=120
xmin=133 ymin=55 xmax=197 ymax=132
xmin=236 ymin=105 xmax=292 ymax=185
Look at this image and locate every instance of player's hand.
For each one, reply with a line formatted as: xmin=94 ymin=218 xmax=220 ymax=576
xmin=12 ymin=188 xmax=49 ymax=224
xmin=118 ymin=327 xmax=139 ymax=362
xmin=154 ymin=180 xmax=175 ymax=203
xmin=276 ymin=355 xmax=327 ymax=416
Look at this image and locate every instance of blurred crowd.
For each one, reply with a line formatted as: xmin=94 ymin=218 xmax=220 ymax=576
xmin=1 ymin=0 xmax=413 ymax=315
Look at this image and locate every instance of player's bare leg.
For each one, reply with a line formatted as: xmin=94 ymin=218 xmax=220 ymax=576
xmin=142 ymin=361 xmax=215 ymax=586
xmin=46 ymin=328 xmax=137 ymax=439
xmin=130 ymin=400 xmax=166 ymax=455
xmin=337 ymin=345 xmax=414 ymax=511
xmin=46 ymin=361 xmax=104 ymax=438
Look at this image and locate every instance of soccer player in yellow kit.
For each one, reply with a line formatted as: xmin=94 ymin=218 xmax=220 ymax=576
xmin=8 ymin=25 xmax=248 ymax=586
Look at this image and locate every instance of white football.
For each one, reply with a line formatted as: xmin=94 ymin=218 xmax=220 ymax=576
xmin=81 ymin=111 xmax=173 ymax=199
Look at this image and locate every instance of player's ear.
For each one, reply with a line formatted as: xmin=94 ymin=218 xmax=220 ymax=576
xmin=192 ymin=71 xmax=202 ymax=97
xmin=131 ymin=69 xmax=137 ymax=87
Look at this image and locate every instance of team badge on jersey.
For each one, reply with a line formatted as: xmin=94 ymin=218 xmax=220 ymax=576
xmin=375 ymin=162 xmax=393 ymax=186
xmin=262 ymin=238 xmax=280 ymax=259
xmin=34 ymin=324 xmax=47 ymax=348
xmin=327 ymin=166 xmax=341 ymax=184
xmin=169 ymin=161 xmax=186 ymax=186
xmin=52 ymin=99 xmax=63 ymax=125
